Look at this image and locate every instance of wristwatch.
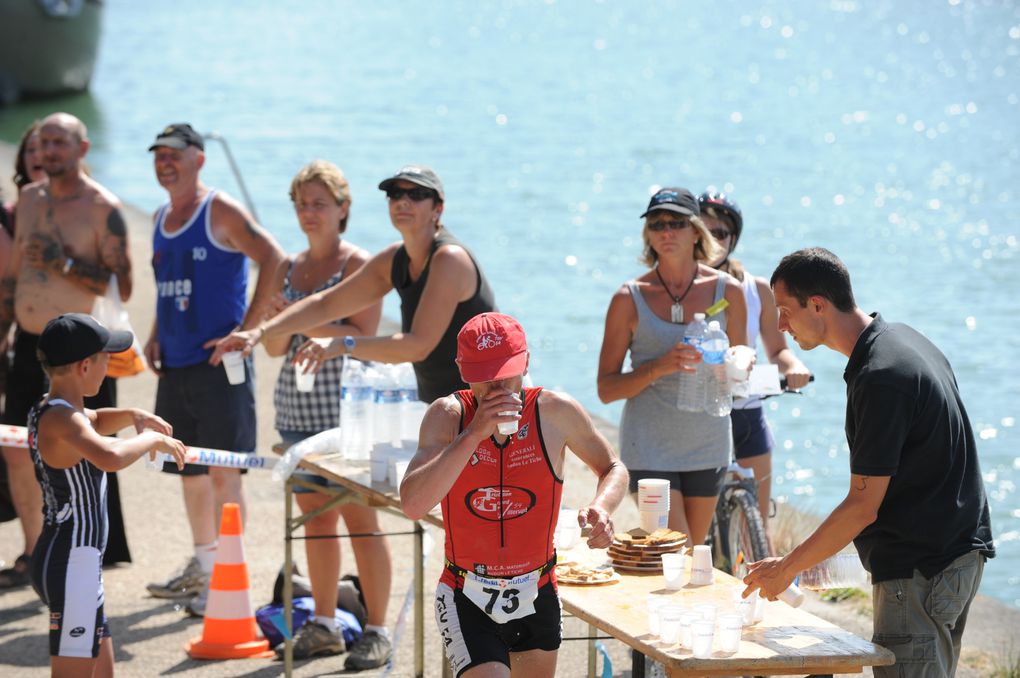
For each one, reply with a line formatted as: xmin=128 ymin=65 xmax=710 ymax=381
xmin=342 ymin=335 xmax=356 ymax=355
xmin=62 ymin=257 xmax=74 ymax=275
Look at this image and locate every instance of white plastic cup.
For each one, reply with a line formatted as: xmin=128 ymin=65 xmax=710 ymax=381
xmin=294 ymin=360 xmax=316 ymax=392
xmin=144 ymin=451 xmax=170 ymax=472
xmin=716 ymin=613 xmax=744 ymax=653
xmin=222 ymin=351 xmax=246 ymax=385
xmin=690 ymin=544 xmax=714 ymax=586
xmin=370 ymin=444 xmax=393 ymax=484
xmin=661 ymin=553 xmax=687 ymax=590
xmin=691 ymin=619 xmax=715 ymax=658
xmin=658 ymin=605 xmax=685 ymax=646
xmin=637 ymin=478 xmax=670 ymax=509
xmin=370 ymin=457 xmax=388 ymax=484
xmin=693 ymin=602 xmax=717 ymax=623
xmin=392 ymin=460 xmax=410 ymax=489
xmin=497 ymin=412 xmax=519 ymax=436
xmin=646 ymin=595 xmax=671 ymax=637
xmin=555 ymin=522 xmax=581 ymax=551
xmin=733 ymin=588 xmax=758 ymax=625
xmin=753 ymin=592 xmax=766 ymax=623
xmin=678 ymin=611 xmax=701 ymax=649
xmin=639 ymin=509 xmax=669 ymax=533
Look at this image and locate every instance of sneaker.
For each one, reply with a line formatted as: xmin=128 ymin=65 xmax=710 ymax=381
xmin=277 ymin=620 xmax=345 ymax=660
xmin=345 ymin=630 xmax=392 ymax=670
xmin=0 ymin=554 xmax=31 ymax=589
xmin=146 ymin=557 xmax=208 ymax=599
xmin=184 ymin=585 xmax=208 ymax=618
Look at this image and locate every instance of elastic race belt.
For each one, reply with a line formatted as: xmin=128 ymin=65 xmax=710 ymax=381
xmin=445 ymin=554 xmax=558 ymax=584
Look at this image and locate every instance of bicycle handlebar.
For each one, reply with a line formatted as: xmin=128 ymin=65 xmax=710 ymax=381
xmin=778 ymin=374 xmax=815 ymax=391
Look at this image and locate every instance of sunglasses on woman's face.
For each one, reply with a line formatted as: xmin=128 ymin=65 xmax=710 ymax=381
xmin=710 ymin=228 xmax=732 ymax=240
xmin=385 ymin=186 xmax=436 ymax=202
xmin=647 ymin=219 xmax=691 ymax=232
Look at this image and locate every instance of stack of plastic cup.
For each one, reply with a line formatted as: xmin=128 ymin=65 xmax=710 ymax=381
xmin=637 ymin=478 xmax=670 ymax=532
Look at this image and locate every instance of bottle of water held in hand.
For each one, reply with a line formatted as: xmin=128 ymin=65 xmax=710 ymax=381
xmin=702 ymin=320 xmax=732 ymax=417
xmin=798 ymin=553 xmax=870 ymax=590
xmin=340 ymin=357 xmax=373 ymax=460
xmin=677 ymin=313 xmax=708 ymax=412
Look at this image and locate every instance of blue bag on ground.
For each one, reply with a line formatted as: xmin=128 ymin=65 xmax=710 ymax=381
xmin=255 ymin=596 xmax=363 ymax=648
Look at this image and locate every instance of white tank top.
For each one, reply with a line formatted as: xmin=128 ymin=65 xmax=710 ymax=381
xmin=734 ymin=270 xmax=763 ymax=410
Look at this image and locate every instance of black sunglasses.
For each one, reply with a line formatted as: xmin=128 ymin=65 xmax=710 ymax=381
xmin=710 ymin=228 xmax=732 ymax=240
xmin=647 ymin=219 xmax=691 ymax=232
xmin=385 ymin=186 xmax=437 ymax=202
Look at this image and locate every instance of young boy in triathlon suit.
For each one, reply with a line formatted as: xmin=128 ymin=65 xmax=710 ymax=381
xmin=400 ymin=312 xmax=629 ymax=678
xmin=28 ymin=313 xmax=186 ymax=677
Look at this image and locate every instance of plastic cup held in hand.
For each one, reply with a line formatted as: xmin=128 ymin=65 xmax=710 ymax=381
xmin=691 ymin=619 xmax=715 ymax=658
xmin=661 ymin=552 xmax=687 ymax=590
xmin=294 ymin=360 xmax=316 ymax=392
xmin=222 ymin=351 xmax=246 ymax=385
xmin=716 ymin=613 xmax=744 ymax=653
xmin=690 ymin=544 xmax=714 ymax=586
xmin=497 ymin=412 xmax=519 ymax=436
xmin=144 ymin=451 xmax=170 ymax=472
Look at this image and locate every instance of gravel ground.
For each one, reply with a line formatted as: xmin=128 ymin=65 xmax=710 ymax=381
xmin=1 ymin=142 xmax=1015 ymax=677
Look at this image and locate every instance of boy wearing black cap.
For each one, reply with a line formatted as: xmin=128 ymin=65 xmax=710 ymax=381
xmin=29 ymin=313 xmax=186 ymax=677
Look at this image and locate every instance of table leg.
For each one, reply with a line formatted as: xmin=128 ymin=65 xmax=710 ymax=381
xmin=284 ymin=477 xmax=294 ymax=677
xmin=587 ymin=623 xmax=597 ymax=678
xmin=415 ymin=520 xmax=424 ymax=678
xmin=632 ymin=647 xmax=646 ymax=677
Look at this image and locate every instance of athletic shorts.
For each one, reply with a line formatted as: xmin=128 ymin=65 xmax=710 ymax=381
xmin=2 ymin=330 xmax=117 ymax=428
xmin=155 ymin=360 xmax=256 ymax=476
xmin=31 ymin=532 xmax=109 ymax=658
xmin=435 ymin=580 xmax=562 ymax=677
xmin=628 ymin=467 xmax=727 ymax=498
xmin=277 ymin=429 xmax=342 ymax=494
xmin=731 ymin=407 xmax=775 ymax=460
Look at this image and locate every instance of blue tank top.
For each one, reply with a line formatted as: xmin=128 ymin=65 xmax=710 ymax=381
xmin=29 ymin=399 xmax=108 ymax=551
xmin=153 ymin=190 xmax=248 ymax=368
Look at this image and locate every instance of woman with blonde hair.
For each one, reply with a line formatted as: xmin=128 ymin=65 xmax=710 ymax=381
xmin=597 ymin=187 xmax=748 ymax=547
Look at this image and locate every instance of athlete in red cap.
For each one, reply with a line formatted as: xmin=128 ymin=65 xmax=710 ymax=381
xmin=400 ymin=312 xmax=628 ymax=678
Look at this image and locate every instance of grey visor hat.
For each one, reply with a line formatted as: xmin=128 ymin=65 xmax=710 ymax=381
xmin=377 ymin=165 xmax=445 ymax=201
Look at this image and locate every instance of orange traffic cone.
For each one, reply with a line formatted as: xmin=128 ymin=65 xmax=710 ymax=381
xmin=185 ymin=503 xmax=274 ymax=659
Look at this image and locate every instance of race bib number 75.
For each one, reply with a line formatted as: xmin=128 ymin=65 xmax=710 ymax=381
xmin=462 ymin=570 xmax=540 ymax=624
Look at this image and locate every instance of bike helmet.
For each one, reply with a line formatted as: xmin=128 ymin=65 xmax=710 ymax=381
xmin=697 ymin=191 xmax=743 ymax=251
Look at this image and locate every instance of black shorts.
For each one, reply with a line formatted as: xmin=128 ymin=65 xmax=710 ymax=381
xmin=731 ymin=407 xmax=775 ymax=460
xmin=31 ymin=530 xmax=110 ymax=658
xmin=435 ymin=580 xmax=561 ymax=677
xmin=2 ymin=330 xmax=118 ymax=429
xmin=155 ymin=360 xmax=256 ymax=476
xmin=628 ymin=467 xmax=727 ymax=498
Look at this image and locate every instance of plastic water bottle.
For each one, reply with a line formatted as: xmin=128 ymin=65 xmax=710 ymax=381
xmin=271 ymin=427 xmax=343 ymax=482
xmin=397 ymin=362 xmax=426 ymax=441
xmin=373 ymin=364 xmax=403 ymax=447
xmin=340 ymin=357 xmax=373 ymax=460
xmin=702 ymin=320 xmax=731 ymax=417
xmin=677 ymin=313 xmax=708 ymax=411
xmin=798 ymin=553 xmax=870 ymax=590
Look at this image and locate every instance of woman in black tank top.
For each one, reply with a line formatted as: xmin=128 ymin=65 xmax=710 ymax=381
xmin=215 ymin=165 xmax=497 ymax=404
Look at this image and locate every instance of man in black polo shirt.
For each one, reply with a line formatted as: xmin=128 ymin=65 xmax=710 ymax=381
xmin=742 ymin=247 xmax=994 ymax=677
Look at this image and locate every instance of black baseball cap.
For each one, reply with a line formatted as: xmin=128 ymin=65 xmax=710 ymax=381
xmin=640 ymin=187 xmax=700 ymax=218
xmin=38 ymin=314 xmax=133 ymax=367
xmin=148 ymin=123 xmax=204 ymax=151
xmin=378 ymin=165 xmax=445 ymax=201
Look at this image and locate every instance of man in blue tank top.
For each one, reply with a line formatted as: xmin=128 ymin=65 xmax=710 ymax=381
xmin=143 ymin=123 xmax=285 ymax=616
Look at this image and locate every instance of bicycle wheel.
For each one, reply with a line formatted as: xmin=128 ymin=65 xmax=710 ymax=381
xmin=721 ymin=487 xmax=769 ymax=578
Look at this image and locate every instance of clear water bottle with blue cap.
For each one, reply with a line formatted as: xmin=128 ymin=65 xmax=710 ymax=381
xmin=677 ymin=313 xmax=708 ymax=411
xmin=702 ymin=320 xmax=731 ymax=417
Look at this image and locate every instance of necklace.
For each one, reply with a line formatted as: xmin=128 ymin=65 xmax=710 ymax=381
xmin=654 ymin=264 xmax=698 ymax=324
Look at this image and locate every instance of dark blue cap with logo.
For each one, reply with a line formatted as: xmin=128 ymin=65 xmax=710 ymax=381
xmin=640 ymin=187 xmax=700 ymax=218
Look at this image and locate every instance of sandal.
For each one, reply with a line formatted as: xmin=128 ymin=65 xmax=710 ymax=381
xmin=0 ymin=554 xmax=31 ymax=589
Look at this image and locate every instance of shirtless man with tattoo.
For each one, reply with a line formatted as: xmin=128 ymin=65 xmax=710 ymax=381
xmin=143 ymin=123 xmax=285 ymax=616
xmin=0 ymin=112 xmax=134 ymax=586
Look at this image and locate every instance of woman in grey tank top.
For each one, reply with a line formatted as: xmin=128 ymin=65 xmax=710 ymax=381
xmin=597 ymin=187 xmax=749 ymax=547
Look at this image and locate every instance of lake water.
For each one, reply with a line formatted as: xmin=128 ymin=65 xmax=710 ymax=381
xmin=2 ymin=0 xmax=1017 ymax=607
